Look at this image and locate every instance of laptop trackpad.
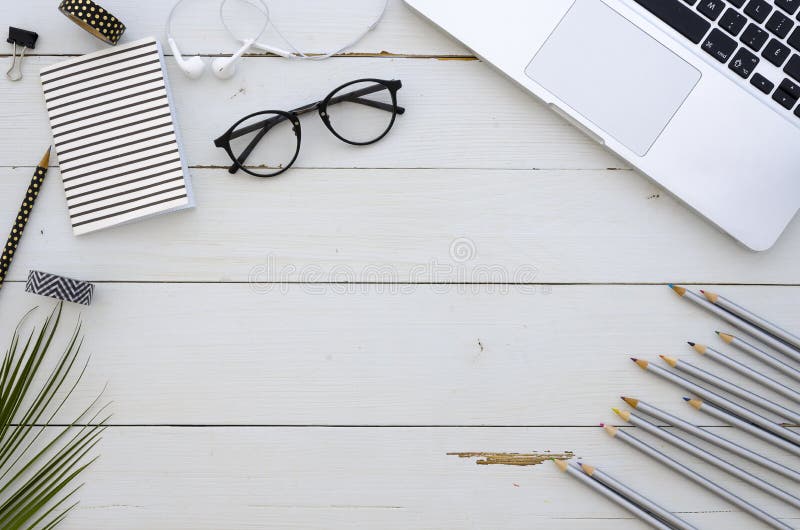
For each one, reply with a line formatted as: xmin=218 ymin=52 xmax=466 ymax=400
xmin=525 ymin=0 xmax=700 ymax=156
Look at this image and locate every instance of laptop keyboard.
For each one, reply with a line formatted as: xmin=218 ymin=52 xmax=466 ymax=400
xmin=633 ymin=0 xmax=800 ymax=119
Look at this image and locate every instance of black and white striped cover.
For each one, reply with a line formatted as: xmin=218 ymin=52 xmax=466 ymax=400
xmin=40 ymin=37 xmax=194 ymax=235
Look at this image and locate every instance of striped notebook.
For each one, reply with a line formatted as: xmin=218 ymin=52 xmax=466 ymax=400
xmin=40 ymin=37 xmax=194 ymax=235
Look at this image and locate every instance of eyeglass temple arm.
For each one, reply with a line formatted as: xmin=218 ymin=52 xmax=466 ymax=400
xmin=325 ymin=84 xmax=406 ymax=115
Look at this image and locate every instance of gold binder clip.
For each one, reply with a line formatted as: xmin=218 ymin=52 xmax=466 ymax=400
xmin=6 ymin=27 xmax=38 ymax=82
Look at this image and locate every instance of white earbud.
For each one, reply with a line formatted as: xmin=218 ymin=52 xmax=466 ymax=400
xmin=168 ymin=37 xmax=206 ymax=79
xmin=211 ymin=38 xmax=254 ymax=80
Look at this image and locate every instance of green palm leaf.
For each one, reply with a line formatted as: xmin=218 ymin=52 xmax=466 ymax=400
xmin=0 ymin=303 xmax=105 ymax=530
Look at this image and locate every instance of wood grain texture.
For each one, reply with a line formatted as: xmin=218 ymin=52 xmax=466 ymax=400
xmin=55 ymin=426 xmax=800 ymax=530
xmin=2 ymin=0 xmax=799 ymax=528
xmin=2 ymin=167 xmax=800 ymax=284
xmin=0 ymin=0 xmax=467 ymax=57
xmin=0 ymin=55 xmax=620 ymax=170
xmin=1 ymin=284 xmax=799 ymax=426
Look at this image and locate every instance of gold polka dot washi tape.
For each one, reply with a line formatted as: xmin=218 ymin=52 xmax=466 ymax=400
xmin=58 ymin=0 xmax=126 ymax=45
xmin=0 ymin=148 xmax=51 ymax=291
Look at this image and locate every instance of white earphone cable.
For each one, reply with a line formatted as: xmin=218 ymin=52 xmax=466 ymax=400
xmin=220 ymin=0 xmax=389 ymax=60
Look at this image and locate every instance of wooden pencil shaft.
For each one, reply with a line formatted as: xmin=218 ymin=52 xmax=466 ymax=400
xmin=673 ymin=359 xmax=800 ymax=424
xmin=636 ymin=400 xmax=800 ymax=482
xmin=728 ymin=336 xmax=800 ymax=384
xmin=563 ymin=463 xmax=673 ymax=530
xmin=704 ymin=346 xmax=800 ymax=405
xmin=692 ymin=401 xmax=800 ymax=458
xmin=627 ymin=412 xmax=800 ymax=509
xmin=589 ymin=467 xmax=698 ymax=530
xmin=646 ymin=363 xmax=800 ymax=445
xmin=683 ymin=289 xmax=800 ymax=363
xmin=612 ymin=428 xmax=791 ymax=530
xmin=714 ymin=295 xmax=800 ymax=352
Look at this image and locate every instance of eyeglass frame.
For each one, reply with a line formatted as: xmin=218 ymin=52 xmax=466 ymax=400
xmin=213 ymin=78 xmax=405 ymax=178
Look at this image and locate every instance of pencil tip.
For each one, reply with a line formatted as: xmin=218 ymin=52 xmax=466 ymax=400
xmin=621 ymin=396 xmax=639 ymax=408
xmin=687 ymin=341 xmax=695 ymax=346
xmin=630 ymin=357 xmax=637 ymax=362
xmin=599 ymin=423 xmax=604 ymax=427
xmin=682 ymin=397 xmax=690 ymax=401
xmin=39 ymin=146 xmax=51 ymax=168
xmin=660 ymin=355 xmax=678 ymax=367
xmin=669 ymin=284 xmax=687 ymax=296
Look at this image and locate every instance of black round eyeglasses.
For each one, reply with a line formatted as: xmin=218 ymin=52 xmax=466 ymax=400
xmin=213 ymin=78 xmax=405 ymax=178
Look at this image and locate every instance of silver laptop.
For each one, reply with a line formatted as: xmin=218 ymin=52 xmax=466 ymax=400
xmin=404 ymin=0 xmax=800 ymax=251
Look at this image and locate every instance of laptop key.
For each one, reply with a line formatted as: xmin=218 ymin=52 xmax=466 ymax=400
xmin=633 ymin=0 xmax=712 ymax=44
xmin=788 ymin=27 xmax=800 ymax=50
xmin=741 ymin=23 xmax=769 ymax=50
xmin=703 ymin=28 xmax=739 ymax=61
xmin=720 ymin=8 xmax=748 ymax=35
xmin=780 ymin=78 xmax=800 ymax=98
xmin=776 ymin=0 xmax=800 ymax=15
xmin=698 ymin=0 xmax=727 ymax=20
xmin=751 ymin=72 xmax=775 ymax=93
xmin=785 ymin=54 xmax=800 ymax=81
xmin=766 ymin=11 xmax=795 ymax=38
xmin=729 ymin=47 xmax=760 ymax=77
xmin=763 ymin=38 xmax=792 ymax=66
xmin=773 ymin=88 xmax=798 ymax=108
xmin=744 ymin=0 xmax=773 ymax=23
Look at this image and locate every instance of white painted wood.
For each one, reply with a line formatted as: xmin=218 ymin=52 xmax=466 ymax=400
xmin=53 ymin=426 xmax=800 ymax=529
xmin=2 ymin=167 xmax=799 ymax=284
xmin=0 ymin=0 xmax=466 ymax=57
xmin=2 ymin=1 xmax=799 ymax=528
xmin=0 ymin=56 xmax=621 ymax=170
xmin=1 ymin=284 xmax=799 ymax=426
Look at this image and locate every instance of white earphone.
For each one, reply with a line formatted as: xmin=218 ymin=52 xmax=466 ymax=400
xmin=167 ymin=0 xmax=269 ymax=80
xmin=167 ymin=0 xmax=389 ymax=79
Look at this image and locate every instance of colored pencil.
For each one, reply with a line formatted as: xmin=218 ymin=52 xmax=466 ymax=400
xmin=0 ymin=147 xmax=50 ymax=291
xmin=553 ymin=460 xmax=674 ymax=530
xmin=614 ymin=408 xmax=800 ymax=509
xmin=622 ymin=396 xmax=800 ymax=482
xmin=632 ymin=358 xmax=800 ymax=446
xmin=718 ymin=331 xmax=800 ymax=384
xmin=602 ymin=424 xmax=791 ymax=530
xmin=685 ymin=397 xmax=800 ymax=458
xmin=690 ymin=342 xmax=800 ymax=404
xmin=660 ymin=355 xmax=800 ymax=424
xmin=702 ymin=289 xmax=800 ymax=352
xmin=669 ymin=284 xmax=800 ymax=364
xmin=579 ymin=462 xmax=698 ymax=530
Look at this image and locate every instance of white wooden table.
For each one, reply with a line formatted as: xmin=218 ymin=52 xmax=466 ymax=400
xmin=1 ymin=1 xmax=799 ymax=528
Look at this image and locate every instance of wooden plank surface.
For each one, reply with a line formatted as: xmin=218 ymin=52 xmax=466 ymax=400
xmin=56 ymin=426 xmax=800 ymax=530
xmin=1 ymin=0 xmax=799 ymax=528
xmin=0 ymin=56 xmax=621 ymax=170
xmin=2 ymin=284 xmax=798 ymax=426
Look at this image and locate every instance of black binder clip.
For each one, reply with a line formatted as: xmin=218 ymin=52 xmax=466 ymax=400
xmin=6 ymin=27 xmax=38 ymax=82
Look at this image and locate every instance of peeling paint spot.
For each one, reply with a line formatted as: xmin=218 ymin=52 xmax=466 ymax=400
xmin=448 ymin=451 xmax=573 ymax=467
xmin=477 ymin=339 xmax=484 ymax=353
xmin=230 ymin=87 xmax=246 ymax=99
xmin=647 ymin=193 xmax=660 ymax=200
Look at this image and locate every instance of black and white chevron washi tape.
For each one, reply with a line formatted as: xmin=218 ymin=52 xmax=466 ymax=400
xmin=26 ymin=270 xmax=94 ymax=305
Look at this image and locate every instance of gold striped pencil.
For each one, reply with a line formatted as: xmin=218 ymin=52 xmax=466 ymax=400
xmin=614 ymin=408 xmax=800 ymax=510
xmin=660 ymin=354 xmax=800 ymax=424
xmin=631 ymin=358 xmax=800 ymax=446
xmin=669 ymin=284 xmax=800 ymax=364
xmin=718 ymin=332 xmax=800 ymax=383
xmin=690 ymin=342 xmax=800 ymax=404
xmin=578 ymin=462 xmax=698 ymax=530
xmin=0 ymin=147 xmax=50 ymax=291
xmin=685 ymin=398 xmax=800 ymax=458
xmin=552 ymin=460 xmax=674 ymax=530
xmin=702 ymin=289 xmax=800 ymax=352
xmin=602 ymin=424 xmax=791 ymax=530
xmin=623 ymin=396 xmax=800 ymax=482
